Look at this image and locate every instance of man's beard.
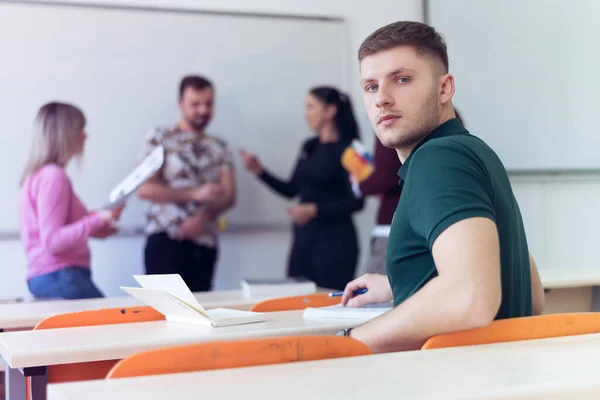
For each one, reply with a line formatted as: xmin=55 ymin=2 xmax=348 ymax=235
xmin=188 ymin=116 xmax=210 ymax=132
xmin=378 ymin=92 xmax=440 ymax=149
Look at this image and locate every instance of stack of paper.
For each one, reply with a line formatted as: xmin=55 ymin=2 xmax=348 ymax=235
xmin=303 ymin=302 xmax=393 ymax=321
xmin=103 ymin=145 xmax=165 ymax=210
xmin=121 ymin=274 xmax=265 ymax=327
xmin=241 ymin=277 xmax=317 ymax=299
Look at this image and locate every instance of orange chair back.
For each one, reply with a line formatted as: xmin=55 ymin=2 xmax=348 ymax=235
xmin=422 ymin=312 xmax=600 ymax=350
xmin=31 ymin=306 xmax=164 ymax=386
xmin=250 ymin=293 xmax=340 ymax=312
xmin=107 ymin=335 xmax=372 ymax=379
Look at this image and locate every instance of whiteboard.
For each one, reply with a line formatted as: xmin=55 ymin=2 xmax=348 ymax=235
xmin=0 ymin=1 xmax=349 ymax=232
xmin=428 ymin=0 xmax=600 ymax=171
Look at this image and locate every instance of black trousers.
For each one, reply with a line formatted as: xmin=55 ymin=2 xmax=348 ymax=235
xmin=144 ymin=232 xmax=217 ymax=292
xmin=288 ymin=221 xmax=359 ymax=291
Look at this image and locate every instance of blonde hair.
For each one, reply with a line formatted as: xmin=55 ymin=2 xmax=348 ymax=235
xmin=20 ymin=102 xmax=86 ymax=185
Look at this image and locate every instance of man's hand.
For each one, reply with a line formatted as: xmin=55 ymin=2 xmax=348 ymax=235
xmin=287 ymin=203 xmax=317 ymax=226
xmin=138 ymin=171 xmax=226 ymax=206
xmin=174 ymin=212 xmax=209 ymax=241
xmin=190 ymin=183 xmax=224 ymax=203
xmin=341 ymin=273 xmax=393 ymax=307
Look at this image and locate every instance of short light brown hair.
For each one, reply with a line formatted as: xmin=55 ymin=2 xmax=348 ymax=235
xmin=358 ymin=21 xmax=449 ymax=74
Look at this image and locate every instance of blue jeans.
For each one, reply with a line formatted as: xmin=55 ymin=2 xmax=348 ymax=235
xmin=28 ymin=267 xmax=104 ymax=300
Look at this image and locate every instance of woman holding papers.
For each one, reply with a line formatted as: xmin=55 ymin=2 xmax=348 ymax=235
xmin=19 ymin=102 xmax=123 ymax=299
xmin=241 ymin=87 xmax=364 ymax=290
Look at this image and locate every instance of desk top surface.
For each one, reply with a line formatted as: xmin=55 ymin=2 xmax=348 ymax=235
xmin=47 ymin=332 xmax=600 ymax=400
xmin=0 ymin=289 xmax=327 ymax=330
xmin=539 ymin=268 xmax=600 ymax=289
xmin=0 ymin=310 xmax=358 ymax=368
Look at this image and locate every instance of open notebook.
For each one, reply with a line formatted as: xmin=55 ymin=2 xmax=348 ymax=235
xmin=303 ymin=302 xmax=393 ymax=321
xmin=121 ymin=274 xmax=265 ymax=327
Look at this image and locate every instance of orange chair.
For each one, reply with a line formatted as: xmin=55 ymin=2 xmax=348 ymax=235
xmin=107 ymin=335 xmax=372 ymax=379
xmin=250 ymin=293 xmax=340 ymax=312
xmin=422 ymin=312 xmax=600 ymax=350
xmin=27 ymin=306 xmax=164 ymax=398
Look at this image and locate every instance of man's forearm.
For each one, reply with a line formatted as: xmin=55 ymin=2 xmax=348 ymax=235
xmin=204 ymin=194 xmax=235 ymax=218
xmin=193 ymin=191 xmax=235 ymax=221
xmin=351 ymin=276 xmax=498 ymax=353
xmin=137 ymin=182 xmax=195 ymax=204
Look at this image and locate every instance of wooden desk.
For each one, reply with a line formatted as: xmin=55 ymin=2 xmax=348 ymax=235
xmin=539 ymin=268 xmax=600 ymax=313
xmin=0 ymin=289 xmax=317 ymax=330
xmin=47 ymin=333 xmax=600 ymax=400
xmin=0 ymin=310 xmax=359 ymax=400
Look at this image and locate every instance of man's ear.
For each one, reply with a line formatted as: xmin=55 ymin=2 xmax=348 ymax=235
xmin=439 ymin=73 xmax=455 ymax=105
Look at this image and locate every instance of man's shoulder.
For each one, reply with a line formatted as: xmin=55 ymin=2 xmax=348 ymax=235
xmin=147 ymin=125 xmax=179 ymax=142
xmin=202 ymin=134 xmax=228 ymax=148
xmin=423 ymin=132 xmax=484 ymax=149
xmin=404 ymin=134 xmax=493 ymax=188
xmin=413 ymin=133 xmax=492 ymax=166
xmin=200 ymin=134 xmax=231 ymax=156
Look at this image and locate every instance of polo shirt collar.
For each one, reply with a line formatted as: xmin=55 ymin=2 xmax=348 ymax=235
xmin=397 ymin=118 xmax=469 ymax=181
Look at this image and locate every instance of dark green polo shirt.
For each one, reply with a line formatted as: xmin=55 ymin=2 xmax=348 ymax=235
xmin=386 ymin=118 xmax=532 ymax=319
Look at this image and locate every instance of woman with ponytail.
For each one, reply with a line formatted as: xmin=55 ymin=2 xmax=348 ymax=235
xmin=240 ymin=86 xmax=364 ymax=290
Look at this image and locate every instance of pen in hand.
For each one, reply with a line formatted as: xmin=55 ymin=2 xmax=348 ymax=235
xmin=328 ymin=288 xmax=368 ymax=297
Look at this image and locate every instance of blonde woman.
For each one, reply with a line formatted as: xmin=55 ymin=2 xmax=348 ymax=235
xmin=19 ymin=102 xmax=123 ymax=299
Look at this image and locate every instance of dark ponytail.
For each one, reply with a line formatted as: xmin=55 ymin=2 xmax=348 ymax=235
xmin=309 ymin=86 xmax=360 ymax=142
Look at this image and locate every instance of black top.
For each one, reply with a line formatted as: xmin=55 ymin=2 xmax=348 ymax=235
xmin=259 ymin=137 xmax=364 ymax=224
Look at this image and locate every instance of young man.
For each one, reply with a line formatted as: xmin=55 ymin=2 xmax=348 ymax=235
xmin=338 ymin=21 xmax=545 ymax=352
xmin=137 ymin=75 xmax=235 ymax=292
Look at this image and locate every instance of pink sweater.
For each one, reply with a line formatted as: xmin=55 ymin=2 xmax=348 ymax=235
xmin=19 ymin=164 xmax=105 ymax=279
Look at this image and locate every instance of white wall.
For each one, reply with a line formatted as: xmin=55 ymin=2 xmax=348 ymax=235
xmin=511 ymin=175 xmax=600 ymax=272
xmin=428 ymin=0 xmax=600 ymax=171
xmin=0 ymin=0 xmax=423 ymax=299
xmin=50 ymin=0 xmax=424 ymax=146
